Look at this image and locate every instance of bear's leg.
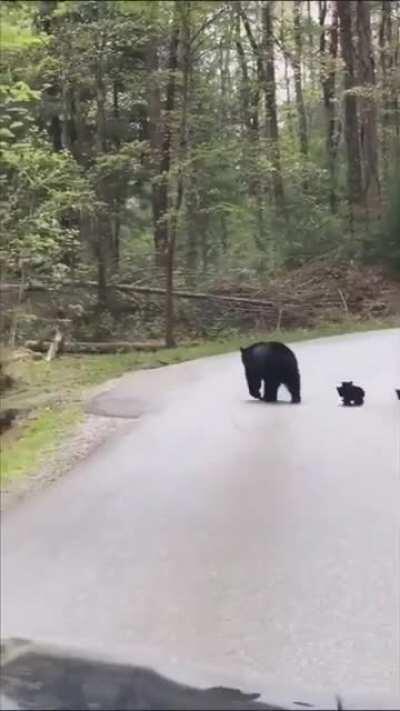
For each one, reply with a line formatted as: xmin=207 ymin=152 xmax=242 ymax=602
xmin=286 ymin=370 xmax=301 ymax=404
xmin=245 ymin=368 xmax=261 ymax=399
xmin=263 ymin=378 xmax=279 ymax=402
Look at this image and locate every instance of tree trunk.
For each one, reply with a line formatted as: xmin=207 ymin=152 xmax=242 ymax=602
xmin=235 ymin=11 xmax=252 ymax=137
xmin=337 ymin=0 xmax=364 ymax=215
xmin=306 ymin=0 xmax=316 ymax=89
xmin=50 ymin=115 xmax=63 ymax=151
xmin=379 ymin=0 xmax=399 ymax=182
xmin=292 ymin=0 xmax=309 ymax=158
xmin=95 ymin=51 xmax=107 ymax=154
xmin=261 ymin=0 xmax=286 ymax=211
xmin=96 ymin=240 xmax=108 ymax=308
xmin=319 ymin=0 xmax=340 ymax=212
xmin=281 ymin=1 xmax=294 ymax=140
xmin=112 ymin=81 xmax=121 ymax=149
xmin=165 ymin=177 xmax=183 ymax=348
xmin=356 ymin=0 xmax=381 ymax=214
xmin=91 ymin=212 xmax=109 ymax=309
xmin=394 ymin=4 xmax=400 ymax=162
xmin=185 ymin=182 xmax=198 ymax=279
xmin=235 ymin=7 xmax=264 ymax=248
xmin=164 ymin=1 xmax=185 ymax=347
xmin=111 ymin=215 xmax=120 ymax=271
xmin=158 ymin=11 xmax=180 ymax=273
xmin=145 ymin=25 xmax=167 ymax=262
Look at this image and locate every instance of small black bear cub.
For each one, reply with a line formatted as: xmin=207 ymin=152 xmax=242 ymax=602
xmin=395 ymin=389 xmax=400 ymax=400
xmin=337 ymin=381 xmax=365 ymax=406
xmin=240 ymin=341 xmax=301 ymax=403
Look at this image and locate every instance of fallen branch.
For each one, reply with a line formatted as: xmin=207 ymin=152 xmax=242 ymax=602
xmin=114 ymin=283 xmax=278 ymax=308
xmin=25 ymin=340 xmax=166 ymax=354
xmin=3 ymin=280 xmax=277 ymax=308
xmin=45 ymin=327 xmax=64 ymax=362
xmin=337 ymin=288 xmax=349 ymax=314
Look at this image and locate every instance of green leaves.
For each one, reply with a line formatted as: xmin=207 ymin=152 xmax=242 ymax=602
xmin=0 ymin=134 xmax=94 ymax=277
xmin=0 ymin=80 xmax=40 ymax=149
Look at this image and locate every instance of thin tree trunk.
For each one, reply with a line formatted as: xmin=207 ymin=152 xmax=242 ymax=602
xmin=306 ymin=0 xmax=316 ymax=89
xmin=235 ymin=11 xmax=252 ymax=136
xmin=112 ymin=215 xmax=120 ymax=271
xmin=235 ymin=7 xmax=264 ymax=248
xmin=319 ymin=0 xmax=339 ymax=212
xmin=154 ymin=11 xmax=180 ymax=271
xmin=96 ymin=238 xmax=107 ymax=308
xmin=281 ymin=1 xmax=294 ymax=140
xmin=292 ymin=0 xmax=309 ymax=158
xmin=262 ymin=0 xmax=286 ymax=211
xmin=165 ymin=1 xmax=187 ymax=347
xmin=95 ymin=48 xmax=107 ymax=154
xmin=112 ymin=81 xmax=121 ymax=149
xmin=337 ymin=0 xmax=364 ymax=215
xmin=185 ymin=180 xmax=198 ymax=279
xmin=379 ymin=1 xmax=397 ymax=181
xmin=165 ymin=176 xmax=183 ymax=347
xmin=356 ymin=0 xmax=381 ymax=214
xmin=395 ymin=3 xmax=400 ymax=161
xmin=145 ymin=6 xmax=167 ymax=262
xmin=50 ymin=115 xmax=63 ymax=151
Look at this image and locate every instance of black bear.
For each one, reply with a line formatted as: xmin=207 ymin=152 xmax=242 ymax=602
xmin=337 ymin=381 xmax=365 ymax=406
xmin=240 ymin=341 xmax=301 ymax=403
xmin=396 ymin=389 xmax=400 ymax=400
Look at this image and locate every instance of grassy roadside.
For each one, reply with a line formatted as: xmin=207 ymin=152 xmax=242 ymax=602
xmin=1 ymin=318 xmax=396 ymax=487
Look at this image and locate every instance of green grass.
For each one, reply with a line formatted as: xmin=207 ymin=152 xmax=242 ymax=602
xmin=1 ymin=404 xmax=82 ymax=485
xmin=1 ymin=317 xmax=397 ymax=487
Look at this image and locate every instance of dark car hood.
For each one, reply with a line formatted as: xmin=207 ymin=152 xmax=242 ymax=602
xmin=1 ymin=638 xmax=399 ymax=711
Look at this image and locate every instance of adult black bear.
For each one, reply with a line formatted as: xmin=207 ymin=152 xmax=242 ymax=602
xmin=240 ymin=342 xmax=301 ymax=403
xmin=337 ymin=381 xmax=365 ymax=406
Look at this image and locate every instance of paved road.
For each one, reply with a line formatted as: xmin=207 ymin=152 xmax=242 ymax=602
xmin=2 ymin=330 xmax=400 ymax=699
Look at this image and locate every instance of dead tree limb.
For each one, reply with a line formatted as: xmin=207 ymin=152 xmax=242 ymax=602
xmin=45 ymin=327 xmax=64 ymax=362
xmin=26 ymin=340 xmax=166 ymax=354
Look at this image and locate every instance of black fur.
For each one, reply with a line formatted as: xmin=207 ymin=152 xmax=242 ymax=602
xmin=395 ymin=389 xmax=400 ymax=400
xmin=240 ymin=341 xmax=301 ymax=403
xmin=337 ymin=381 xmax=365 ymax=406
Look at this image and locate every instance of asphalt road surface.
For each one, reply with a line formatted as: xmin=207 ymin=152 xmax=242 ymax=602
xmin=2 ymin=330 xmax=400 ymax=700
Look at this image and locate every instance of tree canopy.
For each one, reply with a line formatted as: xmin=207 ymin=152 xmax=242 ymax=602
xmin=1 ymin=0 xmax=399 ymax=342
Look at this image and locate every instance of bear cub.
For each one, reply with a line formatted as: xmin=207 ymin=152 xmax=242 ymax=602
xmin=240 ymin=341 xmax=301 ymax=404
xmin=337 ymin=381 xmax=365 ymax=406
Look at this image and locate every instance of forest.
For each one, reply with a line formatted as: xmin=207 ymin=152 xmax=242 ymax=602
xmin=1 ymin=0 xmax=400 ymax=349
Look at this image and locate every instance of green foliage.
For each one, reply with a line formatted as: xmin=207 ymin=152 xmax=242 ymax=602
xmin=0 ymin=0 xmax=44 ymax=51
xmin=0 ymin=133 xmax=94 ymax=277
xmin=0 ymin=0 xmax=399 ymax=294
xmin=364 ymin=176 xmax=400 ymax=270
xmin=0 ymin=81 xmax=40 ymax=148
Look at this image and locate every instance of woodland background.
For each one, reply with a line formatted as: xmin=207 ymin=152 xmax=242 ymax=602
xmin=1 ymin=0 xmax=400 ymax=350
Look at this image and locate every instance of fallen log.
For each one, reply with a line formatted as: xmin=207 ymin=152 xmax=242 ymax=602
xmin=1 ymin=279 xmax=368 ymax=313
xmin=25 ymin=340 xmax=166 ymax=354
xmin=114 ymin=283 xmax=277 ymax=308
xmin=7 ymin=280 xmax=278 ymax=308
